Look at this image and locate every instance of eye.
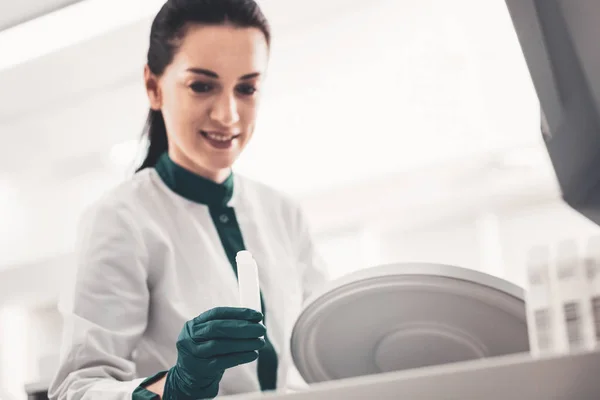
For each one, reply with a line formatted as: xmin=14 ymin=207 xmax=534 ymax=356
xmin=189 ymin=82 xmax=213 ymax=93
xmin=236 ymin=84 xmax=257 ymax=96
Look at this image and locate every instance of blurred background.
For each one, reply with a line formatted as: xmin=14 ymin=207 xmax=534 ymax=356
xmin=1 ymin=0 xmax=599 ymax=398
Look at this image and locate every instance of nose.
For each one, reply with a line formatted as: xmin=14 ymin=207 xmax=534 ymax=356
xmin=209 ymin=92 xmax=240 ymax=127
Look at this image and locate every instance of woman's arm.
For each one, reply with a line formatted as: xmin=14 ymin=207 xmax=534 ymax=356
xmin=49 ymin=197 xmax=157 ymax=400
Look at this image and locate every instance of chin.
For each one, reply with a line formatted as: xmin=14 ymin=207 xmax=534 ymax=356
xmin=207 ymin=155 xmax=237 ymax=170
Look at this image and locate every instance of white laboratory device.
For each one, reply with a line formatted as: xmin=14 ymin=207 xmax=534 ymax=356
xmin=290 ymin=262 xmax=528 ymax=383
xmin=236 ymin=250 xmax=262 ymax=314
xmin=227 ymin=262 xmax=600 ymax=400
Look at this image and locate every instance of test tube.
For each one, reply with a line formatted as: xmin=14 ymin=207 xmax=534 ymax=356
xmin=585 ymin=235 xmax=600 ymax=348
xmin=526 ymin=245 xmax=555 ymax=356
xmin=553 ymin=239 xmax=595 ymax=352
xmin=236 ymin=250 xmax=262 ymax=314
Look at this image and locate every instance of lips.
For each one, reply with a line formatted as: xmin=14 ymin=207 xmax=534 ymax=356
xmin=200 ymin=130 xmax=241 ymax=150
xmin=201 ymin=130 xmax=240 ymax=142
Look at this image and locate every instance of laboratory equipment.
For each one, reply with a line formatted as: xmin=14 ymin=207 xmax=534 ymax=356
xmin=526 ymin=246 xmax=555 ymax=356
xmin=226 ymin=349 xmax=600 ymax=399
xmin=290 ymin=262 xmax=528 ymax=383
xmin=505 ymin=0 xmax=600 ymax=226
xmin=585 ymin=235 xmax=600 ymax=346
xmin=553 ymin=239 xmax=596 ymax=352
xmin=223 ymin=259 xmax=600 ymax=399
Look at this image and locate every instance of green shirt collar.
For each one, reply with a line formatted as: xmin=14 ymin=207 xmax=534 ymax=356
xmin=155 ymin=152 xmax=234 ymax=207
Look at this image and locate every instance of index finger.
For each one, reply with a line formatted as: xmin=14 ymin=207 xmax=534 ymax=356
xmin=195 ymin=307 xmax=263 ymax=324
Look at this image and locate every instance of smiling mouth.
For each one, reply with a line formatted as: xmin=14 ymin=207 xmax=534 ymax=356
xmin=200 ymin=130 xmax=241 ymax=150
xmin=200 ymin=130 xmax=240 ymax=142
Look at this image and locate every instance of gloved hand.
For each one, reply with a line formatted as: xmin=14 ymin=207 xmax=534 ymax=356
xmin=163 ymin=307 xmax=266 ymax=399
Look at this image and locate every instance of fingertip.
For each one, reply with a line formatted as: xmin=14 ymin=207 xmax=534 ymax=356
xmin=256 ymin=323 xmax=267 ymax=336
xmin=252 ymin=314 xmax=264 ymax=323
xmin=241 ymin=350 xmax=259 ymax=364
xmin=196 ymin=307 xmax=263 ymax=323
xmin=244 ymin=308 xmax=263 ymax=322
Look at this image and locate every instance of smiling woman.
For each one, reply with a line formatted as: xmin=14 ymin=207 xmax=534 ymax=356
xmin=137 ymin=0 xmax=271 ymax=183
xmin=47 ymin=1 xmax=328 ymax=399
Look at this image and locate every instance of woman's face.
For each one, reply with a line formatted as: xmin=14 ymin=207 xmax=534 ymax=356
xmin=145 ymin=24 xmax=269 ymax=182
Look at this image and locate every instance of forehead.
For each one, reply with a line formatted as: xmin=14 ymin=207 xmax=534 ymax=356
xmin=172 ymin=24 xmax=269 ymax=77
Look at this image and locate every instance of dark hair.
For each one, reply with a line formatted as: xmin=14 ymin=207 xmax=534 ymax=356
xmin=136 ymin=0 xmax=271 ymax=171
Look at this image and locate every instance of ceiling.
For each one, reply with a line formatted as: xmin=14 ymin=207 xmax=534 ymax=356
xmin=0 ymin=0 xmax=555 ymax=269
xmin=0 ymin=0 xmax=83 ymax=31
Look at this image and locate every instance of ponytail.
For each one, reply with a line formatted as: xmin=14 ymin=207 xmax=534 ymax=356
xmin=136 ymin=109 xmax=168 ymax=172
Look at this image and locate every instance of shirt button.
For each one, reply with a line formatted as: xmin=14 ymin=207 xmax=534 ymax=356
xmin=219 ymin=214 xmax=229 ymax=223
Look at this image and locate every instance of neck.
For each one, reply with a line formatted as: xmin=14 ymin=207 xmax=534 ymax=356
xmin=155 ymin=152 xmax=234 ymax=207
xmin=168 ymin=148 xmax=230 ymax=184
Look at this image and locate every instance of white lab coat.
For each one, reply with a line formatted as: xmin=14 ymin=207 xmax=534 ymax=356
xmin=48 ymin=168 xmax=328 ymax=399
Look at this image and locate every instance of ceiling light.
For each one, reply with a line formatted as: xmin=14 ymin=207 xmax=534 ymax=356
xmin=0 ymin=0 xmax=165 ymax=72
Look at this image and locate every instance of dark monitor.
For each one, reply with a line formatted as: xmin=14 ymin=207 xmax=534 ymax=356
xmin=505 ymin=0 xmax=600 ymax=225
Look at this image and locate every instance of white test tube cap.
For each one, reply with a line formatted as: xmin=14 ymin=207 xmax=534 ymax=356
xmin=236 ymin=250 xmax=254 ymax=264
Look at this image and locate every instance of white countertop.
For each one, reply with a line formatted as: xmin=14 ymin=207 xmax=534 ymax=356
xmin=225 ymin=349 xmax=600 ymax=399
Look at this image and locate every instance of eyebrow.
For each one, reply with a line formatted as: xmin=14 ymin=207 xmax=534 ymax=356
xmin=186 ymin=67 xmax=260 ymax=80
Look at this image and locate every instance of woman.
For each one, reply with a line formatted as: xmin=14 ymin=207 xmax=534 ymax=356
xmin=48 ymin=0 xmax=328 ymax=398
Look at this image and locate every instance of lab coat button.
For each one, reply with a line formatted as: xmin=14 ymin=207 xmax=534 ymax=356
xmin=220 ymin=214 xmax=229 ymax=223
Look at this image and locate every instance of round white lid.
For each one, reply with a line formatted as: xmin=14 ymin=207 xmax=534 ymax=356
xmin=290 ymin=262 xmax=529 ymax=383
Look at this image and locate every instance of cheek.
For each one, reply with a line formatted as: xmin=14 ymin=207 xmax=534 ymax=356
xmin=165 ymin=90 xmax=207 ymax=124
xmin=162 ymin=96 xmax=207 ymax=148
xmin=173 ymin=91 xmax=209 ymax=122
xmin=239 ymin=101 xmax=259 ymax=132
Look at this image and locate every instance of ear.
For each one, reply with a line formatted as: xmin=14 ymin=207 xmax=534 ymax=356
xmin=144 ymin=64 xmax=162 ymax=110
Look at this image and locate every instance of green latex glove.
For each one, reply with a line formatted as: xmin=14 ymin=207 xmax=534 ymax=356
xmin=163 ymin=307 xmax=266 ymax=399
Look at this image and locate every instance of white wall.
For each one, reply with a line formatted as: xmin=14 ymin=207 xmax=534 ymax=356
xmin=378 ymin=218 xmax=483 ymax=270
xmin=318 ymin=200 xmax=600 ymax=288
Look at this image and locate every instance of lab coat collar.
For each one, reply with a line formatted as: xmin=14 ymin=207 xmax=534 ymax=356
xmin=154 ymin=152 xmax=234 ymax=207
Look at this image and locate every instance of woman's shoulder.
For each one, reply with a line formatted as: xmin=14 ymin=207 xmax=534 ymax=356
xmin=82 ymin=169 xmax=159 ymax=223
